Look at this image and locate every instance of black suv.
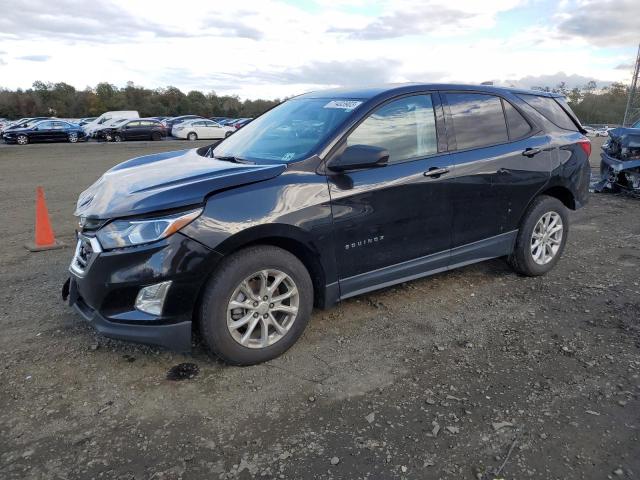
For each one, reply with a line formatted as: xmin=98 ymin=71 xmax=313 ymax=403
xmin=64 ymin=84 xmax=591 ymax=365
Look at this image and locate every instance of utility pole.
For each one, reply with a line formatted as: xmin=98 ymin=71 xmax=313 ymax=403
xmin=622 ymin=43 xmax=640 ymax=126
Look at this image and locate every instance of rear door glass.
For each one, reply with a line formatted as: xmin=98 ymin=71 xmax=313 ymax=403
xmin=445 ymin=93 xmax=508 ymax=150
xmin=517 ymin=94 xmax=578 ymax=131
xmin=502 ymin=100 xmax=531 ymax=140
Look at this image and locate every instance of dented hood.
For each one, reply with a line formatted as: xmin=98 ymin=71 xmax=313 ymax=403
xmin=75 ymin=148 xmax=286 ymax=219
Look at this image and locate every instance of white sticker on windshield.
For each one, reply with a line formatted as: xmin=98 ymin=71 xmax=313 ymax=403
xmin=323 ymin=100 xmax=362 ymax=111
xmin=282 ymin=152 xmax=295 ymax=161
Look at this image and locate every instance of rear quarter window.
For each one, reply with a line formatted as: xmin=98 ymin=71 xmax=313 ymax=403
xmin=517 ymin=94 xmax=578 ymax=131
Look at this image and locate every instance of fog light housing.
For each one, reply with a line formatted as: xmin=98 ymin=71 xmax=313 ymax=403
xmin=135 ymin=281 xmax=172 ymax=316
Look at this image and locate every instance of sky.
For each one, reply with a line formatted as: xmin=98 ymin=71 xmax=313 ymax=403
xmin=0 ymin=0 xmax=638 ymax=100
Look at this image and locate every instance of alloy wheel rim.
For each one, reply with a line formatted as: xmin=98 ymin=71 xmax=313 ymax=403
xmin=226 ymin=269 xmax=299 ymax=349
xmin=69 ymin=133 xmax=77 ymax=142
xmin=530 ymin=211 xmax=563 ymax=265
xmin=17 ymin=136 xmax=27 ymax=145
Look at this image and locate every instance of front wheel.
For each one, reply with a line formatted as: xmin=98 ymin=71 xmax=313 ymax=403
xmin=508 ymin=195 xmax=568 ymax=276
xmin=17 ymin=134 xmax=28 ymax=145
xmin=199 ymin=245 xmax=313 ymax=365
xmin=224 ymin=131 xmax=233 ymax=138
xmin=68 ymin=132 xmax=78 ymax=143
xmin=114 ymin=134 xmax=122 ymax=143
xmin=187 ymin=132 xmax=197 ymax=141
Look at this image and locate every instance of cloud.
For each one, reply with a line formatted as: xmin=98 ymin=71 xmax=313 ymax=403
xmin=614 ymin=62 xmax=634 ymax=71
xmin=328 ymin=0 xmax=522 ymax=39
xmin=16 ymin=55 xmax=51 ymax=62
xmin=0 ymin=0 xmax=189 ymax=42
xmin=506 ymin=72 xmax=609 ymax=90
xmin=261 ymin=59 xmax=405 ymax=85
xmin=556 ymin=0 xmax=640 ymax=46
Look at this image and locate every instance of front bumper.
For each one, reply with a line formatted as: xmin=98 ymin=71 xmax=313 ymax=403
xmin=64 ymin=232 xmax=223 ymax=351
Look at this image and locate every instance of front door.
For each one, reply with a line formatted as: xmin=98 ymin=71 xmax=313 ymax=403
xmin=327 ymin=93 xmax=454 ymax=298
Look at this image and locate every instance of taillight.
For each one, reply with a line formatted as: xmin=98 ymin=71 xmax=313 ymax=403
xmin=578 ymin=139 xmax=591 ymax=157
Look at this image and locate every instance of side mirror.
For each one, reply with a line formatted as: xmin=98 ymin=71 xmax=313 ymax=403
xmin=329 ymin=144 xmax=389 ymax=172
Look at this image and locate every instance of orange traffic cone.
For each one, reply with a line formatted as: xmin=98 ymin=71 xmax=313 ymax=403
xmin=25 ymin=186 xmax=65 ymax=251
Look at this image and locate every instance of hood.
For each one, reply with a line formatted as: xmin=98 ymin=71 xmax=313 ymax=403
xmin=75 ymin=148 xmax=287 ymax=219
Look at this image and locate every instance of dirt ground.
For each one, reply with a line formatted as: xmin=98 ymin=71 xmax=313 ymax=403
xmin=1 ymin=137 xmax=638 ymax=480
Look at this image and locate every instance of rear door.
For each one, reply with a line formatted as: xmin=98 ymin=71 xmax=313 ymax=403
xmin=123 ymin=121 xmax=141 ymax=140
xmin=327 ymin=93 xmax=454 ymax=297
xmin=51 ymin=121 xmax=69 ymax=141
xmin=441 ymin=92 xmax=552 ymax=259
xmin=204 ymin=120 xmax=224 ymax=138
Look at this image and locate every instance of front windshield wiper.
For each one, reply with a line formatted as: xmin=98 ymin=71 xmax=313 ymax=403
xmin=213 ymin=155 xmax=255 ymax=165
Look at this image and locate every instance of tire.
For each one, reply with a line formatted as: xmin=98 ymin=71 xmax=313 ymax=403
xmin=151 ymin=131 xmax=162 ymax=141
xmin=68 ymin=132 xmax=78 ymax=143
xmin=187 ymin=132 xmax=197 ymax=141
xmin=199 ymin=245 xmax=313 ymax=365
xmin=224 ymin=131 xmax=233 ymax=138
xmin=17 ymin=134 xmax=28 ymax=145
xmin=508 ymin=195 xmax=569 ymax=277
xmin=114 ymin=134 xmax=122 ymax=143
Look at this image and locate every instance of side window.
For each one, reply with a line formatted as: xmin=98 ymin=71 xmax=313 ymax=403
xmin=52 ymin=122 xmax=66 ymax=129
xmin=445 ymin=93 xmax=508 ymax=150
xmin=37 ymin=121 xmax=53 ymax=129
xmin=193 ymin=121 xmax=205 ymax=127
xmin=126 ymin=121 xmax=139 ymax=128
xmin=347 ymin=94 xmax=438 ymax=164
xmin=502 ymin=100 xmax=531 ymax=140
xmin=517 ymin=94 xmax=578 ymax=131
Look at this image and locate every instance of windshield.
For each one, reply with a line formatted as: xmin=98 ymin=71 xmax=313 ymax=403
xmin=213 ymin=97 xmax=363 ymax=163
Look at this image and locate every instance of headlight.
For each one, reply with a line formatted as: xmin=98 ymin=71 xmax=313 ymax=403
xmin=96 ymin=208 xmax=202 ymax=249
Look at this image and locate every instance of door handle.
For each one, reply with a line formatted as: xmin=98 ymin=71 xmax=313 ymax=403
xmin=423 ymin=167 xmax=450 ymax=178
xmin=522 ymin=147 xmax=542 ymax=157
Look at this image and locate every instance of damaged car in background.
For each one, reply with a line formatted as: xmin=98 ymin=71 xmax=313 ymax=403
xmin=595 ymin=127 xmax=640 ymax=194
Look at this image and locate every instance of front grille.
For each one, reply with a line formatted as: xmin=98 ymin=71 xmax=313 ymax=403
xmin=70 ymin=235 xmax=102 ymax=276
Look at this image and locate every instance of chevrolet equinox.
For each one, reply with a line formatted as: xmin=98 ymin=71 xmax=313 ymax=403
xmin=63 ymin=84 xmax=591 ymax=365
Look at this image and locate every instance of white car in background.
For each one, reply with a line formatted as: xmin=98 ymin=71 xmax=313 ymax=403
xmin=172 ymin=119 xmax=234 ymax=141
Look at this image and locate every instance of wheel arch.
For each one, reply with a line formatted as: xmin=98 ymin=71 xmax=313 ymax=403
xmin=539 ymin=185 xmax=576 ymax=210
xmin=212 ymin=224 xmax=329 ymax=308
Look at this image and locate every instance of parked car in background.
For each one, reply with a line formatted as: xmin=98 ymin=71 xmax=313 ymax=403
xmin=83 ymin=111 xmax=139 ymax=136
xmin=65 ymin=83 xmax=590 ymax=365
xmin=1 ymin=117 xmax=51 ymax=138
xmin=210 ymin=117 xmax=230 ymax=123
xmin=162 ymin=115 xmax=205 ymax=136
xmin=93 ymin=118 xmax=130 ymax=140
xmin=583 ymin=126 xmax=597 ymax=137
xmin=3 ymin=119 xmax=85 ymax=145
xmin=172 ymin=119 xmax=234 ymax=140
xmin=218 ymin=118 xmax=238 ymax=126
xmin=108 ymin=118 xmax=166 ymax=142
xmin=78 ymin=117 xmax=97 ymax=126
xmin=231 ymin=118 xmax=253 ymax=130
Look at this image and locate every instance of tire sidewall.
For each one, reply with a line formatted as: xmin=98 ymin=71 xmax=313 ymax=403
xmin=200 ymin=246 xmax=313 ymax=365
xmin=514 ymin=196 xmax=569 ymax=276
xmin=188 ymin=132 xmax=197 ymax=141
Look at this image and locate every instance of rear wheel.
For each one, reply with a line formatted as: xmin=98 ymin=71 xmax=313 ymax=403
xmin=68 ymin=132 xmax=78 ymax=143
xmin=114 ymin=134 xmax=122 ymax=143
xmin=17 ymin=134 xmax=28 ymax=145
xmin=151 ymin=131 xmax=162 ymax=141
xmin=199 ymin=245 xmax=313 ymax=365
xmin=508 ymin=195 xmax=568 ymax=276
xmin=187 ymin=132 xmax=198 ymax=141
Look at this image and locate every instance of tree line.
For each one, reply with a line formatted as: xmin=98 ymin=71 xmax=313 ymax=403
xmin=0 ymin=80 xmax=633 ymax=125
xmin=0 ymin=81 xmax=282 ymax=119
xmin=531 ymin=81 xmax=630 ymax=126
